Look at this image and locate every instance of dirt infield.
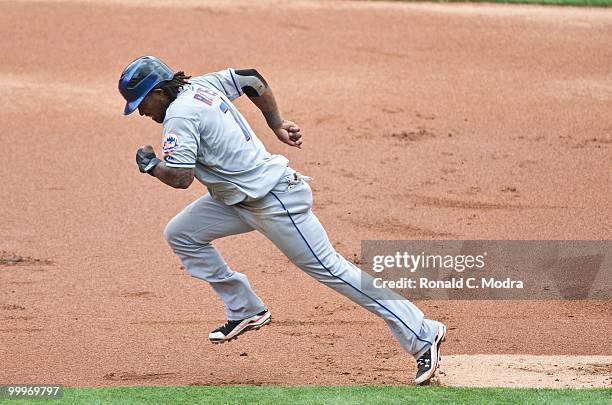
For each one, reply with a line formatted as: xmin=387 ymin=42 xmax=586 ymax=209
xmin=1 ymin=0 xmax=610 ymax=388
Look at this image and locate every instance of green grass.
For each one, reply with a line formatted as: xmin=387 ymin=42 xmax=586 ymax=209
xmin=389 ymin=0 xmax=612 ymax=6
xmin=5 ymin=386 xmax=611 ymax=404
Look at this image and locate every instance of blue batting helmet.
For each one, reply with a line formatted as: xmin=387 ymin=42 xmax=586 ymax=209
xmin=118 ymin=56 xmax=174 ymax=115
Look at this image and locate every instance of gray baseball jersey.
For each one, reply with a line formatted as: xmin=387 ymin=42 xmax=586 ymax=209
xmin=161 ymin=69 xmax=289 ymax=205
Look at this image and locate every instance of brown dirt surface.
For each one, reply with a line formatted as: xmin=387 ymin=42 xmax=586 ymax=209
xmin=1 ymin=0 xmax=610 ymax=388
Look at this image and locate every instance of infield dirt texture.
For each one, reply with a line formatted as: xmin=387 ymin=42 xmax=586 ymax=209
xmin=0 ymin=0 xmax=610 ymax=390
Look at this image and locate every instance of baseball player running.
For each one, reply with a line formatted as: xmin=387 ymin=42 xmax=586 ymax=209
xmin=118 ymin=56 xmax=447 ymax=385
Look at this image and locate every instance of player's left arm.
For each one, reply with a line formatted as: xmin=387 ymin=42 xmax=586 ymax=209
xmin=134 ymin=117 xmax=199 ymax=188
xmin=234 ymin=69 xmax=303 ymax=149
xmin=136 ymin=145 xmax=195 ymax=189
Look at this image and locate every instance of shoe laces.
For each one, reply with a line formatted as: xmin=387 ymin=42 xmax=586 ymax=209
xmin=215 ymin=319 xmax=241 ymax=334
xmin=417 ymin=350 xmax=431 ymax=370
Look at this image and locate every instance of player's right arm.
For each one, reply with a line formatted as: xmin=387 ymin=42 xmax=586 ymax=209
xmin=235 ymin=69 xmax=303 ymax=149
xmin=203 ymin=68 xmax=303 ymax=148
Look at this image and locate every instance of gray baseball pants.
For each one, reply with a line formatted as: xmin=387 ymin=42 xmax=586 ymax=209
xmin=163 ymin=169 xmax=438 ymax=358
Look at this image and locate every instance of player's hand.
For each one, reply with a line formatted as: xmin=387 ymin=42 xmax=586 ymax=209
xmin=136 ymin=145 xmax=161 ymax=176
xmin=273 ymin=120 xmax=303 ymax=149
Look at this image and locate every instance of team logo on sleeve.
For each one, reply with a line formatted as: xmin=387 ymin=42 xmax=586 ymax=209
xmin=162 ymin=133 xmax=181 ymax=156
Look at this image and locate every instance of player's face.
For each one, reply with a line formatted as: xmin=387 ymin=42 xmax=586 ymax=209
xmin=138 ymin=89 xmax=169 ymax=124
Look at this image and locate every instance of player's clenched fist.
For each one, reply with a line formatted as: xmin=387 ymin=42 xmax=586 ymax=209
xmin=136 ymin=145 xmax=162 ymax=175
xmin=273 ymin=119 xmax=303 ymax=149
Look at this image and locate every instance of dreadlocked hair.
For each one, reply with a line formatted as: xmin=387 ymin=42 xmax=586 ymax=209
xmin=154 ymin=71 xmax=191 ymax=102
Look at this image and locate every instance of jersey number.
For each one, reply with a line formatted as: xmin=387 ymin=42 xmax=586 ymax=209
xmin=220 ymin=101 xmax=251 ymax=141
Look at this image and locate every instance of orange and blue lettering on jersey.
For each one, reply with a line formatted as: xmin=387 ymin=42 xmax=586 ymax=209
xmin=219 ymin=102 xmax=229 ymax=114
xmin=194 ymin=86 xmax=218 ymax=106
